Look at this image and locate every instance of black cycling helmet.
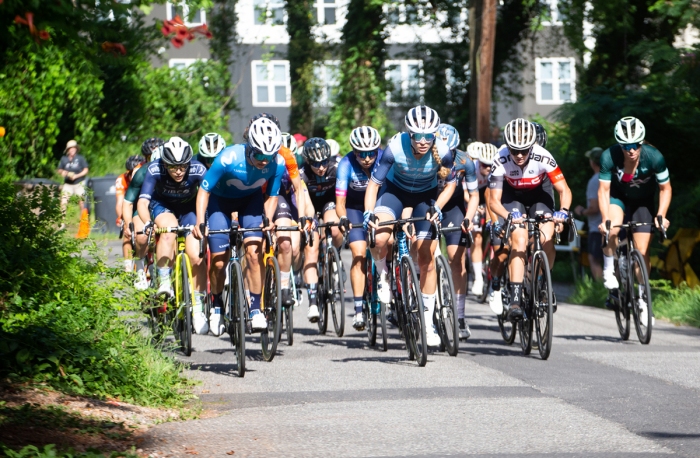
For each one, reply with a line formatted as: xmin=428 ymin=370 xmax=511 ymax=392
xmin=126 ymin=155 xmax=145 ymax=171
xmin=141 ymin=137 xmax=164 ymax=158
xmin=303 ymin=137 xmax=332 ymax=162
xmin=532 ymin=122 xmax=548 ymax=148
xmin=243 ymin=113 xmax=281 ymax=141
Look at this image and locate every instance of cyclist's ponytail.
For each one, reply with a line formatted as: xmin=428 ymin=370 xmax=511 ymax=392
xmin=432 ymin=143 xmax=450 ymax=180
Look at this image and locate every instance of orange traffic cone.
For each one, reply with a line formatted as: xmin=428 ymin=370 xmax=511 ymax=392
xmin=77 ymin=208 xmax=90 ymax=239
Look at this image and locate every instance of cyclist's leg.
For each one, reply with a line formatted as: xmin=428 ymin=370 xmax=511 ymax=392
xmin=414 ymin=200 xmax=440 ymax=345
xmin=602 ymin=198 xmax=625 ymax=289
xmin=238 ymin=192 xmax=267 ymax=329
xmin=181 ymin=210 xmax=209 ymax=333
xmin=470 ymin=206 xmax=484 ymax=292
xmin=442 ymin=202 xmax=469 ymax=331
xmin=501 ymin=200 xmax=527 ymax=317
xmin=372 ymin=184 xmax=403 ymax=304
xmin=347 ymin=207 xmax=368 ymax=328
xmin=322 ymin=202 xmax=343 ymax=249
xmin=303 ymin=227 xmax=320 ymax=320
xmin=272 ymin=194 xmax=296 ymax=306
xmin=629 ymin=203 xmax=653 ymax=271
xmin=131 ymin=214 xmax=150 ymax=289
xmin=152 ymin=202 xmax=177 ymax=296
xmin=206 ymin=194 xmax=234 ymax=299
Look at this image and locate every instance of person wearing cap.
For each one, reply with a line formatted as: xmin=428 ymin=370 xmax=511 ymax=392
xmin=575 ymin=147 xmax=603 ymax=280
xmin=57 ymin=139 xmax=89 ymax=216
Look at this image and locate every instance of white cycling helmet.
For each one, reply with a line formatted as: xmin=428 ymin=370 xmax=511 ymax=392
xmin=281 ymin=132 xmax=298 ymax=155
xmin=504 ymin=118 xmax=537 ymax=150
xmin=479 ymin=143 xmax=499 ymax=165
xmin=466 ymin=141 xmax=484 ymax=160
xmin=405 ymin=105 xmax=441 ymax=134
xmin=350 ymin=126 xmax=381 ymax=151
xmin=198 ymin=133 xmax=226 ymax=158
xmin=248 ymin=118 xmax=282 ymax=156
xmin=162 ymin=136 xmax=193 ymax=166
xmin=614 ymin=116 xmax=645 ymax=144
xmin=437 ymin=124 xmax=460 ymax=150
xmin=327 ymin=138 xmax=340 ymax=157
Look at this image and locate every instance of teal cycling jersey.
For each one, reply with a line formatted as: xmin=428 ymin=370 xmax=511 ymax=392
xmin=201 ymin=144 xmax=285 ymax=198
xmin=371 ymin=132 xmax=455 ymax=193
xmin=599 ymin=143 xmax=669 ymax=201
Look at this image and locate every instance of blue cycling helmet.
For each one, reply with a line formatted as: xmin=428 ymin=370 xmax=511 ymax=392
xmin=438 ymin=123 xmax=460 ymax=150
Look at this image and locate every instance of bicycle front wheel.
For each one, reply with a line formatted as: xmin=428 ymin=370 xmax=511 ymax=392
xmin=364 ymin=251 xmax=377 ymax=346
xmin=615 ymin=258 xmax=631 ymax=341
xmin=284 ymin=299 xmax=294 ymax=346
xmin=435 ymin=255 xmax=458 ymax=356
xmin=532 ymin=251 xmax=553 ymax=360
xmin=328 ymin=246 xmax=345 ymax=337
xmin=317 ymin=259 xmax=328 ymax=334
xmin=630 ymin=249 xmax=653 ymax=344
xmin=178 ymin=254 xmax=193 ymax=357
xmin=401 ymin=256 xmax=427 ymax=367
xmin=478 ymin=245 xmax=492 ymax=303
xmin=229 ymin=261 xmax=246 ymax=377
xmin=261 ymin=256 xmax=282 ymax=362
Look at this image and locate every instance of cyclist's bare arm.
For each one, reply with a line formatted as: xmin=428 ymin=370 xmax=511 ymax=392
xmin=291 ymin=175 xmax=305 ymax=223
xmin=553 ymin=178 xmax=572 ymax=215
xmin=597 ymin=180 xmax=612 ymax=233
xmin=464 ymin=189 xmax=479 ymax=222
xmin=657 ymin=181 xmax=672 ymax=228
xmin=193 ymin=188 xmax=211 ymax=239
xmin=488 ymin=187 xmax=510 ymax=221
xmin=264 ymin=196 xmax=278 ymax=230
xmin=136 ymin=198 xmax=151 ymax=225
xmin=336 ymin=195 xmax=347 ymax=219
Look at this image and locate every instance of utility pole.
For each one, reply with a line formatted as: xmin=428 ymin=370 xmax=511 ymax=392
xmin=469 ymin=0 xmax=497 ymax=142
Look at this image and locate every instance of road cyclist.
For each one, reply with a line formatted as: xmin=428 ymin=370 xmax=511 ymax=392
xmin=195 ymin=132 xmax=226 ymax=170
xmin=116 ymin=155 xmax=146 ymax=272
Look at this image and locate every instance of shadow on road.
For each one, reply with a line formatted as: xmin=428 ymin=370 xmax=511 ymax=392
xmin=189 ymin=362 xmax=250 ymax=377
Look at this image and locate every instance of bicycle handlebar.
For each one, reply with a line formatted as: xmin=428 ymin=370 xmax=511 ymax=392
xmin=604 ymin=220 xmax=611 ymax=247
xmin=657 ymin=215 xmax=667 ymax=243
xmin=439 ymin=225 xmax=474 ymax=248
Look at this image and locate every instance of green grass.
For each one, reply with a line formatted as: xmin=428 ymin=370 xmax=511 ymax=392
xmin=567 ymin=276 xmax=609 ymax=308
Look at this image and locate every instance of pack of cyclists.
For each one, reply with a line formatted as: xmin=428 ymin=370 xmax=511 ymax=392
xmin=118 ymin=107 xmax=672 ymax=358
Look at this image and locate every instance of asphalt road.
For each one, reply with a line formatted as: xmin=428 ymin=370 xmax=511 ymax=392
xmin=99 ymin=241 xmax=700 ymax=458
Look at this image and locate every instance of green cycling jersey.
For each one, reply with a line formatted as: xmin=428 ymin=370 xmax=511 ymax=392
xmin=124 ymin=166 xmax=147 ymax=203
xmin=599 ymin=143 xmax=669 ymax=201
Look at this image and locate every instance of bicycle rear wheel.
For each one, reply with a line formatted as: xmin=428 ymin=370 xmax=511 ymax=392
xmin=364 ymin=252 xmax=377 ymax=346
xmin=284 ymin=303 xmax=294 ymax=346
xmin=478 ymin=245 xmax=492 ymax=303
xmin=261 ymin=256 xmax=282 ymax=362
xmin=178 ymin=255 xmax=193 ymax=357
xmin=317 ymin=258 xmax=328 ymax=334
xmin=532 ymin=252 xmax=553 ymax=360
xmin=497 ymin=271 xmax=516 ymax=345
xmin=379 ymin=301 xmax=388 ymax=352
xmin=435 ymin=255 xmax=458 ymax=356
xmin=401 ymin=256 xmax=427 ymax=367
xmin=615 ymin=258 xmax=631 ymax=341
xmin=229 ymin=261 xmax=246 ymax=377
xmin=630 ymin=249 xmax=653 ymax=344
xmin=328 ymin=246 xmax=345 ymax=337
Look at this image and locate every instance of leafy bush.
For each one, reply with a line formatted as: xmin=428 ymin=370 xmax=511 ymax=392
xmin=568 ymin=276 xmax=608 ymax=308
xmin=650 ymin=280 xmax=700 ymax=327
xmin=1 ymin=444 xmax=137 ymax=458
xmin=0 ymin=180 xmax=190 ymax=406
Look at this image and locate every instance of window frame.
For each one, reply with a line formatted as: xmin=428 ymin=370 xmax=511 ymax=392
xmin=166 ymin=1 xmax=207 ymax=27
xmin=385 ymin=59 xmax=425 ymax=106
xmin=541 ymin=0 xmax=563 ymax=26
xmin=312 ymin=0 xmax=340 ymax=25
xmin=253 ymin=0 xmax=286 ymax=26
xmin=535 ymin=57 xmax=576 ymax=105
xmin=251 ymin=60 xmax=292 ymax=107
xmin=313 ymin=60 xmax=341 ymax=107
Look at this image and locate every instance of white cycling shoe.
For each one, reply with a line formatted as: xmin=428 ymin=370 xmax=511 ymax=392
xmin=603 ymin=270 xmax=619 ymax=289
xmin=193 ymin=311 xmax=209 ymax=334
xmin=250 ymin=310 xmax=268 ymax=331
xmin=458 ymin=318 xmax=472 ymax=340
xmin=307 ymin=304 xmax=320 ymax=322
xmin=425 ymin=311 xmax=441 ymax=347
xmin=377 ymin=270 xmax=392 ymax=304
xmin=134 ymin=270 xmax=149 ymax=291
xmin=638 ymin=298 xmax=655 ymax=326
xmin=471 ymin=277 xmax=484 ymax=296
xmin=157 ymin=281 xmax=173 ymax=298
xmin=209 ymin=310 xmax=225 ymax=336
xmin=488 ymin=287 xmax=504 ymax=315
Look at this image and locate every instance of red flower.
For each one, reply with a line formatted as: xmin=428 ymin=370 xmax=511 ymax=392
xmin=171 ymin=36 xmax=184 ymax=48
xmin=172 ymin=15 xmax=185 ymax=26
xmin=38 ymin=30 xmax=49 ymax=40
xmin=161 ymin=23 xmax=173 ymax=36
xmin=176 ymin=26 xmax=189 ymax=39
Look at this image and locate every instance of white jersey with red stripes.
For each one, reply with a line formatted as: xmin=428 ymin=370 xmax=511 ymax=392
xmin=488 ymin=144 xmax=565 ymax=191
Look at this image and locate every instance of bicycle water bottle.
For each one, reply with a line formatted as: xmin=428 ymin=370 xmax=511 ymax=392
xmin=397 ymin=231 xmax=409 ymax=259
xmin=618 ymin=256 xmax=628 ymax=282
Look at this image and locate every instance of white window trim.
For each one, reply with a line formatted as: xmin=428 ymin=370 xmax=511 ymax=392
xmin=253 ymin=0 xmax=287 ymax=26
xmin=541 ymin=0 xmax=563 ymax=26
xmin=169 ymin=58 xmax=206 ymax=69
xmin=314 ymin=60 xmax=341 ymax=107
xmin=166 ymin=1 xmax=206 ymax=27
xmin=535 ymin=57 xmax=576 ymax=105
xmin=385 ymin=59 xmax=424 ymax=106
xmin=251 ymin=60 xmax=292 ymax=107
xmin=312 ymin=0 xmax=341 ymax=26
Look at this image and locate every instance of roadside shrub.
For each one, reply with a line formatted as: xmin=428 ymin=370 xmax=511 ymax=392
xmin=568 ymin=276 xmax=608 ymax=308
xmin=650 ymin=280 xmax=700 ymax=327
xmin=0 ymin=180 xmax=190 ymax=406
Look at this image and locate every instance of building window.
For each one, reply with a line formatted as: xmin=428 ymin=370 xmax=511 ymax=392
xmin=252 ymin=60 xmax=291 ymax=107
xmin=254 ymin=0 xmax=285 ymax=25
xmin=312 ymin=0 xmax=338 ymax=25
xmin=535 ymin=57 xmax=576 ymax=105
xmin=445 ymin=66 xmax=468 ymax=106
xmin=314 ymin=61 xmax=340 ymax=106
xmin=169 ymin=58 xmax=204 ymax=70
xmin=166 ymin=1 xmax=206 ymax=26
xmin=541 ymin=0 xmax=563 ymax=26
xmin=385 ymin=60 xmax=423 ymax=105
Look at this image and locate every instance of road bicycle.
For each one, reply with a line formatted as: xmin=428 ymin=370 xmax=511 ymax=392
xmin=370 ymin=215 xmax=428 ymax=366
xmin=131 ymin=223 xmax=163 ymax=339
xmin=604 ymin=216 xmax=666 ymax=344
xmin=315 ymin=218 xmax=347 ymax=337
xmin=364 ymin=244 xmax=388 ymax=351
xmin=433 ymin=223 xmax=465 ymax=356
xmin=272 ymin=224 xmax=305 ymax=347
xmin=475 ymin=214 xmax=494 ymax=303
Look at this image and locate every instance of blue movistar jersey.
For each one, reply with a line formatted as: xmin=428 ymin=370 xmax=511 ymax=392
xmin=336 ymin=150 xmax=383 ymax=205
xmin=371 ymin=132 xmax=455 ymax=193
xmin=139 ymin=160 xmax=206 ymax=204
xmin=201 ymin=144 xmax=285 ymax=198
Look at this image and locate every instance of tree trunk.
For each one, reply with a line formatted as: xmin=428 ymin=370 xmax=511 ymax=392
xmin=477 ymin=0 xmax=496 ymax=142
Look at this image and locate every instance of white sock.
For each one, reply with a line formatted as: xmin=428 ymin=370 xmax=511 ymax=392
xmin=603 ymin=255 xmax=615 ymax=272
xmin=281 ymin=270 xmax=290 ymax=288
xmin=638 ymin=284 xmax=645 ymax=302
xmin=473 ymin=262 xmax=483 ymax=281
xmin=123 ymin=259 xmax=133 ymax=272
xmin=194 ymin=291 xmax=206 ymax=312
xmin=422 ymin=292 xmax=436 ymax=316
xmin=456 ymin=293 xmax=466 ymax=319
xmin=134 ymin=257 xmax=145 ymax=272
xmin=374 ymin=257 xmax=387 ymax=275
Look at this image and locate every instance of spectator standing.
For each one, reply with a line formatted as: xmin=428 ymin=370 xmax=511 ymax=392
xmin=57 ymin=140 xmax=89 ymax=218
xmin=575 ymin=147 xmax=603 ymax=280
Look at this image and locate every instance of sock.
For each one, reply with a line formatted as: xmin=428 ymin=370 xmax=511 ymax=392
xmin=123 ymin=259 xmax=134 ymax=272
xmin=422 ymin=292 xmax=436 ymax=317
xmin=603 ymin=255 xmax=615 ymax=272
xmin=194 ymin=291 xmax=206 ymax=312
xmin=134 ymin=257 xmax=145 ymax=272
xmin=456 ymin=293 xmax=466 ymax=319
xmin=509 ymin=282 xmax=523 ymax=306
xmin=354 ymin=297 xmax=363 ymax=314
xmin=212 ymin=293 xmax=223 ymax=310
xmin=307 ymin=283 xmax=318 ymax=306
xmin=250 ymin=292 xmax=262 ymax=312
xmin=374 ymin=257 xmax=387 ymax=275
xmin=638 ymin=284 xmax=645 ymax=302
xmin=281 ymin=270 xmax=290 ymax=289
xmin=492 ymin=277 xmax=501 ymax=291
xmin=473 ymin=262 xmax=483 ymax=281
xmin=157 ymin=267 xmax=171 ymax=285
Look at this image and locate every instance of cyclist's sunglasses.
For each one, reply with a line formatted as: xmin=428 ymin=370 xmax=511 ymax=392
xmin=251 ymin=148 xmax=275 ymax=163
xmin=480 ymin=162 xmax=491 ymax=168
xmin=508 ymin=146 xmax=532 ymax=157
xmin=310 ymin=158 xmax=330 ymax=168
xmin=410 ymin=132 xmax=436 ymax=142
xmin=354 ymin=149 xmax=378 ymax=159
xmin=166 ymin=164 xmax=188 ymax=172
xmin=620 ymin=142 xmax=641 ymax=151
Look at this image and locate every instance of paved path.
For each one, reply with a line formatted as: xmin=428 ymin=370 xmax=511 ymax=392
xmin=121 ymin=245 xmax=700 ymax=458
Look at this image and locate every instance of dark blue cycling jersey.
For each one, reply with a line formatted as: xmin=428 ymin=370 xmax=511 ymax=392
xmin=438 ymin=148 xmax=478 ymax=194
xmin=335 ymin=150 xmax=383 ymax=206
xmin=139 ymin=160 xmax=206 ymax=204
